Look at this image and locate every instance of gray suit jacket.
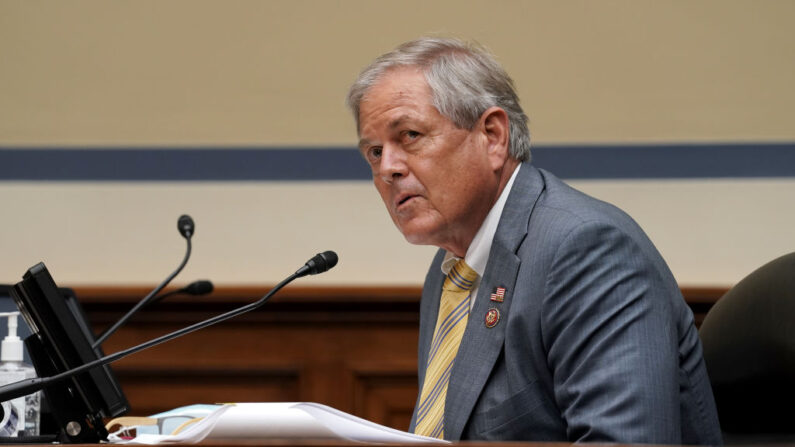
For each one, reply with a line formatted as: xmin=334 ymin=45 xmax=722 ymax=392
xmin=409 ymin=164 xmax=722 ymax=444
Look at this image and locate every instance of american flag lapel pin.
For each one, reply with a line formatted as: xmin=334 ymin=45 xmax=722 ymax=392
xmin=490 ymin=286 xmax=506 ymax=303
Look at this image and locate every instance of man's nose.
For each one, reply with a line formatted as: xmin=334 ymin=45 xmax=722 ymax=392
xmin=379 ymin=144 xmax=408 ymax=183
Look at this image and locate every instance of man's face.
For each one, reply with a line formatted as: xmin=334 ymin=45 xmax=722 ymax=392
xmin=357 ymin=68 xmax=501 ymax=256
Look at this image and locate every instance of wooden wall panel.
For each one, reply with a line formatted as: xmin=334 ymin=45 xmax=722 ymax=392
xmin=119 ymin=369 xmax=300 ymax=416
xmin=353 ymin=373 xmax=418 ymax=431
xmin=72 ymin=285 xmax=724 ymax=431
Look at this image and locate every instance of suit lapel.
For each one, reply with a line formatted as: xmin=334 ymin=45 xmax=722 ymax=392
xmin=409 ymin=250 xmax=446 ymax=431
xmin=444 ymin=164 xmax=546 ymax=440
xmin=416 ymin=251 xmax=446 ymax=385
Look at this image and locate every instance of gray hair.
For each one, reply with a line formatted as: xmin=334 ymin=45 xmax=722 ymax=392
xmin=346 ymin=37 xmax=531 ymax=162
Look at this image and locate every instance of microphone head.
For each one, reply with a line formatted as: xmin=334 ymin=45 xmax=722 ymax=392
xmin=297 ymin=251 xmax=338 ymax=277
xmin=184 ymin=280 xmax=214 ymax=296
xmin=177 ymin=215 xmax=195 ymax=239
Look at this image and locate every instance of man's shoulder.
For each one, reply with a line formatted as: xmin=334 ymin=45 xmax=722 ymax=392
xmin=513 ymin=166 xmax=675 ymax=284
xmin=509 ymin=166 xmax=638 ymax=232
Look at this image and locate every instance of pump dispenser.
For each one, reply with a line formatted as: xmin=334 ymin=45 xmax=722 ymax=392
xmin=1 ymin=313 xmax=23 ymax=364
xmin=0 ymin=312 xmax=40 ymax=436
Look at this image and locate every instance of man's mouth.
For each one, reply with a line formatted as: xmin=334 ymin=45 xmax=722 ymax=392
xmin=397 ymin=194 xmax=418 ymax=207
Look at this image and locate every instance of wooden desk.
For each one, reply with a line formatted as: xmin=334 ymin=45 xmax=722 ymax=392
xmin=13 ymin=442 xmax=644 ymax=447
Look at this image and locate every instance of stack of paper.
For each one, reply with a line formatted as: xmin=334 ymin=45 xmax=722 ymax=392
xmin=107 ymin=402 xmax=446 ymax=444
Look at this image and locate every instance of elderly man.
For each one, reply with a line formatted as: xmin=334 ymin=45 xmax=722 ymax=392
xmin=346 ymin=38 xmax=722 ymax=444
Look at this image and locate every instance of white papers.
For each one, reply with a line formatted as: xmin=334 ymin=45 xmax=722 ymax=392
xmin=111 ymin=405 xmax=232 ymax=445
xmin=109 ymin=402 xmax=446 ymax=444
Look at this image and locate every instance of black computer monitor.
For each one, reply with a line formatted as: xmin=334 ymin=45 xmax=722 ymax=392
xmin=9 ymin=262 xmax=129 ymax=443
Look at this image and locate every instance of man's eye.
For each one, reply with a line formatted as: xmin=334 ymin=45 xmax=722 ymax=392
xmin=368 ymin=147 xmax=382 ymax=161
xmin=404 ymin=130 xmax=420 ymax=141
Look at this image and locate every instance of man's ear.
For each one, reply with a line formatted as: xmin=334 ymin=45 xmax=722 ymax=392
xmin=479 ymin=107 xmax=511 ymax=170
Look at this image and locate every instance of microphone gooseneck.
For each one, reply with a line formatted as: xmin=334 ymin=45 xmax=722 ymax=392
xmin=93 ymin=215 xmax=195 ymax=348
xmin=0 ymin=250 xmax=338 ymax=404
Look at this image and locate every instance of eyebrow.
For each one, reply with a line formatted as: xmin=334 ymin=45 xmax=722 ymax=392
xmin=358 ymin=114 xmax=416 ymax=150
xmin=357 ymin=138 xmax=372 ymax=151
xmin=388 ymin=114 xmax=411 ymax=130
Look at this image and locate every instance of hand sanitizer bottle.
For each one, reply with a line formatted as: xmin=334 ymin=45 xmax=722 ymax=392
xmin=0 ymin=312 xmax=40 ymax=436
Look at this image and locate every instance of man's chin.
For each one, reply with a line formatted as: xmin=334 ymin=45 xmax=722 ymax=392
xmin=399 ymin=227 xmax=438 ymax=247
xmin=393 ymin=216 xmax=444 ymax=246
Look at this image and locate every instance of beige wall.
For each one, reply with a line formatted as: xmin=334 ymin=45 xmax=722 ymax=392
xmin=1 ymin=1 xmax=794 ymax=286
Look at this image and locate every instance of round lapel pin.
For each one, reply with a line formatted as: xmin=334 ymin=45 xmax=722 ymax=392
xmin=485 ymin=308 xmax=500 ymax=328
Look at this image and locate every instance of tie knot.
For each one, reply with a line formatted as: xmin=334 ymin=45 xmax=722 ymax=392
xmin=443 ymin=259 xmax=478 ymax=292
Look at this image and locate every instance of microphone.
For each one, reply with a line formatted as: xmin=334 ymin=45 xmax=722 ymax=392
xmin=183 ymin=280 xmax=213 ymax=295
xmin=177 ymin=214 xmax=194 ymax=238
xmin=0 ymin=250 xmax=338 ymax=404
xmin=92 ymin=214 xmax=196 ymax=348
xmin=148 ymin=280 xmax=214 ymax=306
xmin=295 ymin=251 xmax=338 ymax=278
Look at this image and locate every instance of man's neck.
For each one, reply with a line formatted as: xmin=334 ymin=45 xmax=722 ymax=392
xmin=446 ymin=159 xmax=520 ymax=258
xmin=442 ymin=162 xmax=522 ymax=275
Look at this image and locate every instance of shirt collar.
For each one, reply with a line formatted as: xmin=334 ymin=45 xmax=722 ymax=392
xmin=441 ymin=164 xmax=521 ymax=277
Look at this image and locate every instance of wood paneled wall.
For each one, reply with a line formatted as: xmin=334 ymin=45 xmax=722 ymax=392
xmin=74 ymin=285 xmax=725 ymax=431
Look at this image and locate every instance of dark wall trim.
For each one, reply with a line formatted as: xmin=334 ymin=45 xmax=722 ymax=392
xmin=0 ymin=147 xmax=368 ymax=181
xmin=530 ymin=142 xmax=795 ymax=180
xmin=1 ymin=142 xmax=793 ymax=181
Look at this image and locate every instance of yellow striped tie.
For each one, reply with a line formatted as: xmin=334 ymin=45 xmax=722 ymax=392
xmin=414 ymin=259 xmax=478 ymax=439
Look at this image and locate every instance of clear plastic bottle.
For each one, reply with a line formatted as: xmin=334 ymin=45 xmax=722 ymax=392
xmin=0 ymin=312 xmax=40 ymax=436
